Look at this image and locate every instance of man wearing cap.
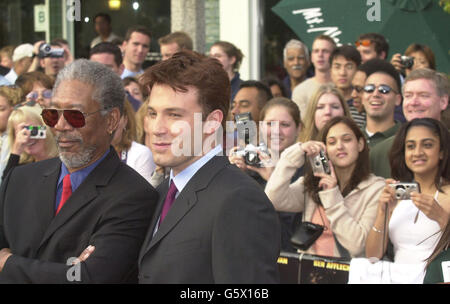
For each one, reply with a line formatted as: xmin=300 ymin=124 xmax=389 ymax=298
xmin=4 ymin=44 xmax=34 ymax=84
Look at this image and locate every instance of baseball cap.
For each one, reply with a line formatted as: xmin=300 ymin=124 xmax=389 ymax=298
xmin=12 ymin=43 xmax=34 ymax=62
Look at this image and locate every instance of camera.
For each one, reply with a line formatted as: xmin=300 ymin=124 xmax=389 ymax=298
xmin=308 ymin=150 xmax=331 ymax=175
xmin=235 ymin=142 xmax=270 ymax=168
xmin=400 ymin=55 xmax=414 ymax=69
xmin=389 ymin=182 xmax=420 ymax=200
xmin=38 ymin=43 xmax=64 ymax=58
xmin=234 ymin=112 xmax=269 ymax=167
xmin=26 ymin=125 xmax=47 ymax=139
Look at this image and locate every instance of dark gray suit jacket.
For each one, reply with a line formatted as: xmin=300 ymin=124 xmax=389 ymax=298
xmin=138 ymin=156 xmax=280 ymax=283
xmin=0 ymin=149 xmax=158 ymax=283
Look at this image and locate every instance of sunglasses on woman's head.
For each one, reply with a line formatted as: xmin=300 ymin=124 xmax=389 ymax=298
xmin=41 ymin=108 xmax=109 ymax=128
xmin=363 ymin=84 xmax=397 ymax=94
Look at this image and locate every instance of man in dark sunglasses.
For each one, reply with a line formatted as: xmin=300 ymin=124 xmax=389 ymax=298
xmin=0 ymin=59 xmax=158 ymax=283
xmin=361 ymin=60 xmax=402 ymax=148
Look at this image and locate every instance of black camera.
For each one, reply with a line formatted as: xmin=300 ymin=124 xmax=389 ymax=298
xmin=389 ymin=182 xmax=420 ymax=200
xmin=25 ymin=125 xmax=46 ymax=139
xmin=39 ymin=43 xmax=64 ymax=58
xmin=308 ymin=150 xmax=331 ymax=175
xmin=400 ymin=55 xmax=414 ymax=69
xmin=290 ymin=221 xmax=324 ymax=251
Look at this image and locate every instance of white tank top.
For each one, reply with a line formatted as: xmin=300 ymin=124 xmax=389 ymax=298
xmin=389 ymin=191 xmax=442 ymax=264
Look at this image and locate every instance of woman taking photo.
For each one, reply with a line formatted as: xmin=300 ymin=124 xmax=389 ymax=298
xmin=228 ymin=97 xmax=301 ymax=251
xmin=265 ymin=116 xmax=385 ymax=257
xmin=365 ymin=118 xmax=450 ymax=283
xmin=2 ymin=106 xmax=58 ymax=180
xmin=229 ymin=97 xmax=302 ymax=183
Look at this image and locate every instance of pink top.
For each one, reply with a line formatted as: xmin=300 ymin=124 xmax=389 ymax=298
xmin=311 ymin=205 xmax=335 ymax=257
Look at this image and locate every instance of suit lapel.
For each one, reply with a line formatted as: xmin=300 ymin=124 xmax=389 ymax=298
xmin=32 ymin=158 xmax=61 ymax=247
xmin=142 ymin=156 xmax=228 ymax=255
xmin=37 ymin=149 xmax=120 ymax=250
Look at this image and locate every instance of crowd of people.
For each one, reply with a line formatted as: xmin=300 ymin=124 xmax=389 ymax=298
xmin=0 ymin=14 xmax=448 ymax=284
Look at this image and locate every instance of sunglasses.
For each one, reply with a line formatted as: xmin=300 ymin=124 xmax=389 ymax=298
xmin=351 ymin=85 xmax=364 ymax=93
xmin=355 ymin=39 xmax=372 ymax=47
xmin=26 ymin=90 xmax=52 ymax=101
xmin=363 ymin=84 xmax=397 ymax=94
xmin=41 ymin=108 xmax=109 ymax=128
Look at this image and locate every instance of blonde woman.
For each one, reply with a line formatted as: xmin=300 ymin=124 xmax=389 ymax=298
xmin=2 ymin=107 xmax=58 ymax=180
xmin=112 ymin=99 xmax=155 ymax=184
xmin=0 ymin=85 xmax=23 ymax=182
xmin=299 ymin=83 xmax=351 ymax=142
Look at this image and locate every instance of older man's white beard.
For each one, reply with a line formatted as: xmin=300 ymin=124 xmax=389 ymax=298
xmin=57 ymin=143 xmax=97 ymax=169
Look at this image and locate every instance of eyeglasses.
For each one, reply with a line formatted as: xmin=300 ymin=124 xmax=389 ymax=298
xmin=26 ymin=90 xmax=52 ymax=101
xmin=363 ymin=84 xmax=397 ymax=95
xmin=41 ymin=108 xmax=109 ymax=128
xmin=351 ymin=85 xmax=364 ymax=93
xmin=355 ymin=39 xmax=372 ymax=47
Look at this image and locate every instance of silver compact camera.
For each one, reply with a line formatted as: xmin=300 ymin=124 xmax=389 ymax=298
xmin=235 ymin=142 xmax=270 ymax=168
xmin=389 ymin=182 xmax=420 ymax=200
xmin=308 ymin=150 xmax=331 ymax=175
xmin=39 ymin=43 xmax=64 ymax=58
xmin=26 ymin=125 xmax=46 ymax=139
xmin=400 ymin=55 xmax=414 ymax=69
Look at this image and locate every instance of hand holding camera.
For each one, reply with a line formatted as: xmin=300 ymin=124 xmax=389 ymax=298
xmin=302 ymin=141 xmax=337 ymax=190
xmin=12 ymin=123 xmax=47 ymax=156
xmin=390 ymin=53 xmax=414 ymax=73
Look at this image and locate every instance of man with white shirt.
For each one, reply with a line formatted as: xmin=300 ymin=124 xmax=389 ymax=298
xmin=90 ymin=13 xmax=120 ymax=49
xmin=121 ymin=26 xmax=151 ymax=79
xmin=138 ymin=50 xmax=280 ymax=283
xmin=292 ymin=34 xmax=335 ymax=120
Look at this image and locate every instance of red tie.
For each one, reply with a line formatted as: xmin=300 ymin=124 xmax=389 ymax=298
xmin=159 ymin=181 xmax=178 ymax=224
xmin=56 ymin=174 xmax=72 ymax=215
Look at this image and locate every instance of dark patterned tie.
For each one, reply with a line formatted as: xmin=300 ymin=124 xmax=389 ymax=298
xmin=159 ymin=181 xmax=178 ymax=224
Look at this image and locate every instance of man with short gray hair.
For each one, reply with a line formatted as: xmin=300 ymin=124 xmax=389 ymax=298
xmin=282 ymin=39 xmax=310 ymax=98
xmin=0 ymin=59 xmax=158 ymax=283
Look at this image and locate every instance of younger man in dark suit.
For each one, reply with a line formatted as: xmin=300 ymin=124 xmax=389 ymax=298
xmin=138 ymin=50 xmax=281 ymax=283
xmin=0 ymin=59 xmax=158 ymax=283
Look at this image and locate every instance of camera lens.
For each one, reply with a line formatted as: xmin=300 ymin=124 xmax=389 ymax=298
xmin=30 ymin=127 xmax=38 ymax=136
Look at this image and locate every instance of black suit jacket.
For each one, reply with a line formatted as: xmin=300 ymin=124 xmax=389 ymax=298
xmin=138 ymin=156 xmax=280 ymax=283
xmin=0 ymin=149 xmax=158 ymax=283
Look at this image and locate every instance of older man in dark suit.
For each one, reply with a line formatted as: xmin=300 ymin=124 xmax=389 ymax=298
xmin=0 ymin=59 xmax=158 ymax=283
xmin=137 ymin=50 xmax=280 ymax=283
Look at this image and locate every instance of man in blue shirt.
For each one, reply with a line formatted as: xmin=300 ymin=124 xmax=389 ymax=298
xmin=0 ymin=59 xmax=158 ymax=283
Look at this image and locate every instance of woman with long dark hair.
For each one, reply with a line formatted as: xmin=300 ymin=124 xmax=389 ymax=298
xmin=365 ymin=118 xmax=450 ymax=283
xmin=266 ymin=116 xmax=385 ymax=257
